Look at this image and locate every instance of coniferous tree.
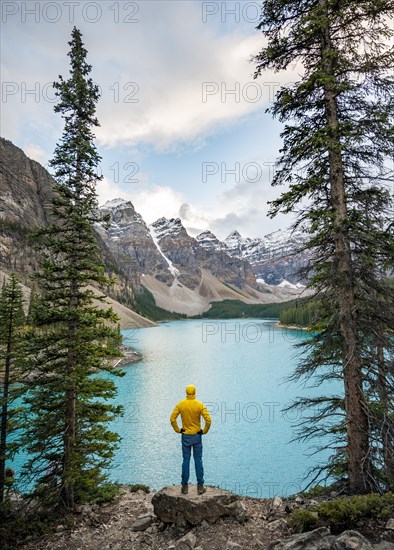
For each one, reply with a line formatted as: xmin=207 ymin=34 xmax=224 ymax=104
xmin=254 ymin=0 xmax=394 ymax=493
xmin=22 ymin=28 xmax=123 ymax=511
xmin=0 ymin=274 xmax=24 ymax=503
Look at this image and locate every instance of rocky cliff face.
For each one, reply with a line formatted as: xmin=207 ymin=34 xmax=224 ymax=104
xmin=98 ymin=201 xmax=259 ymax=292
xmin=195 ymin=228 xmax=309 ymax=286
xmin=151 ymin=217 xmax=201 ymax=289
xmin=96 ymin=199 xmax=164 ymax=287
xmin=193 ymin=230 xmax=257 ymax=289
xmin=0 ymin=137 xmax=53 ymax=276
xmin=0 ymin=138 xmax=53 ymax=228
xmin=220 ymin=228 xmax=309 ymax=286
xmin=0 ymin=140 xmax=139 ymax=307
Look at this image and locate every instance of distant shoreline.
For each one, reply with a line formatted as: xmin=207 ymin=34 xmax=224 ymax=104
xmin=274 ymin=322 xmax=309 ymax=331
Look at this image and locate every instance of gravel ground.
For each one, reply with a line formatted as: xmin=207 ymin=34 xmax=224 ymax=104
xmin=15 ymin=487 xmax=394 ymax=550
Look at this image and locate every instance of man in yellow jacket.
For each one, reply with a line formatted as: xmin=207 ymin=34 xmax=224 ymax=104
xmin=170 ymin=384 xmax=211 ymax=495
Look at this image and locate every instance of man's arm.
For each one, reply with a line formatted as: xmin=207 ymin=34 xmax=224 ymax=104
xmin=170 ymin=404 xmax=182 ymax=433
xmin=201 ymin=404 xmax=211 ymax=434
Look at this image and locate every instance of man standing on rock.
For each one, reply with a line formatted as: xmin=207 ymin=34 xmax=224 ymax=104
xmin=170 ymin=384 xmax=211 ymax=495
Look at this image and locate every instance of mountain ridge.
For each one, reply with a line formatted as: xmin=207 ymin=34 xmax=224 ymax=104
xmin=0 ymin=138 xmax=309 ymax=318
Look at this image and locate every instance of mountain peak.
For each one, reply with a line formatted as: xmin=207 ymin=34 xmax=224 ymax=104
xmin=100 ymin=198 xmax=131 ymax=209
xmin=151 ymin=217 xmax=185 ymax=240
xmin=227 ymin=230 xmax=242 ymax=238
xmin=196 ymin=230 xmax=218 ymax=241
xmin=223 ymin=230 xmax=247 ymax=248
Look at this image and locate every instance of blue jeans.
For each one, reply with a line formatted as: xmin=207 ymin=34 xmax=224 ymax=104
xmin=181 ymin=434 xmax=204 ymax=485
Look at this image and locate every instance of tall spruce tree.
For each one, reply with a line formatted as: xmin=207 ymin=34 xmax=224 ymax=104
xmin=254 ymin=0 xmax=394 ymax=493
xmin=0 ymin=274 xmax=24 ymax=503
xmin=22 ymin=28 xmax=123 ymax=511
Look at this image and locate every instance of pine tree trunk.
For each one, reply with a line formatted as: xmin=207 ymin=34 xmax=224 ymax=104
xmin=377 ymin=341 xmax=394 ymax=486
xmin=63 ymin=278 xmax=78 ymax=510
xmin=320 ymin=0 xmax=370 ymax=493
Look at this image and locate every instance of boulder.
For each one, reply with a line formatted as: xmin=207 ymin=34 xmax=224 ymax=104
xmin=151 ymin=485 xmax=247 ymax=526
xmin=130 ymin=515 xmax=153 ymax=531
xmin=335 ymin=530 xmax=373 ymax=549
xmin=273 ymin=497 xmax=284 ymax=508
xmin=267 ymin=519 xmax=288 ymax=531
xmin=175 ymin=532 xmax=197 ymax=549
xmin=268 ymin=527 xmax=376 ymax=550
xmin=385 ymin=519 xmax=394 ymax=530
xmin=268 ymin=527 xmax=333 ymax=549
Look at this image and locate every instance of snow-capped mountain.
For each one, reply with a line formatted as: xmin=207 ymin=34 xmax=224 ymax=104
xmin=0 ymin=139 xmax=308 ymax=318
xmin=97 ymin=201 xmax=258 ymax=292
xmin=219 ymin=227 xmax=309 ymax=285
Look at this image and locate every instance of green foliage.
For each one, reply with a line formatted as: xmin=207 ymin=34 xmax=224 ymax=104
xmin=288 ymin=509 xmax=319 ymax=533
xmin=133 ymin=286 xmax=186 ymax=321
xmin=314 ymin=493 xmax=394 ymax=528
xmin=254 ymin=0 xmax=394 ymax=492
xmin=76 ymin=480 xmax=122 ymax=504
xmin=0 ymin=509 xmax=57 ymax=550
xmin=289 ymin=493 xmax=394 ymax=533
xmin=20 ymin=28 xmax=124 ymax=512
xmin=194 ymin=299 xmax=298 ymax=319
xmin=0 ymin=274 xmax=25 ymax=504
xmin=0 ymin=219 xmax=30 ymax=236
xmin=303 ymin=485 xmax=331 ymax=497
xmin=280 ymin=301 xmax=320 ymax=328
xmin=106 ymin=324 xmax=122 ymax=355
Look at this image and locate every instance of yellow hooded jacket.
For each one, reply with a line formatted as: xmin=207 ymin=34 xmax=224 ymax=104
xmin=170 ymin=385 xmax=211 ymax=435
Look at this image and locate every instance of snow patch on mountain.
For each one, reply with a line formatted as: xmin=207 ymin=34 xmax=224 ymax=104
xmin=100 ymin=198 xmax=129 ymax=210
xmin=195 ymin=230 xmax=226 ymax=252
xmin=278 ymin=280 xmax=306 ymax=289
xmin=148 ymin=224 xmax=180 ymax=281
xmin=151 ymin=217 xmax=183 ymax=240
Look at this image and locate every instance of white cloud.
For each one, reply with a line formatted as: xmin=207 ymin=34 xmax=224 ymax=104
xmin=94 ymin=30 xmax=298 ymax=151
xmin=2 ymin=1 xmax=299 ymax=239
xmin=96 ymin=177 xmax=184 ymax=224
xmin=133 ymin=186 xmax=185 ymax=224
xmin=1 ymin=1 xmax=300 ymax=152
xmin=24 ymin=144 xmax=48 ymax=165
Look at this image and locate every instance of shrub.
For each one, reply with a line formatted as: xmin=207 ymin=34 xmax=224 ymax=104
xmin=303 ymin=485 xmax=331 ymax=497
xmin=288 ymin=509 xmax=320 ymax=533
xmin=289 ymin=493 xmax=394 ymax=533
xmin=315 ymin=492 xmax=394 ymax=527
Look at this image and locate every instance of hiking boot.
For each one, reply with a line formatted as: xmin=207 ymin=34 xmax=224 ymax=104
xmin=181 ymin=484 xmax=188 ymax=495
xmin=197 ymin=484 xmax=206 ymax=495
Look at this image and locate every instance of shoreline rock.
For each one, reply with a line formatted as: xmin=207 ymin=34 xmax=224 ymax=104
xmin=152 ymin=485 xmax=247 ymax=526
xmin=274 ymin=322 xmax=309 ymax=331
xmin=110 ymin=344 xmax=142 ymax=368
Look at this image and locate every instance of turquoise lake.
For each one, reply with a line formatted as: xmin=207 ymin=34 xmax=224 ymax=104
xmin=11 ymin=319 xmax=341 ymax=498
xmin=105 ymin=319 xmax=339 ymax=498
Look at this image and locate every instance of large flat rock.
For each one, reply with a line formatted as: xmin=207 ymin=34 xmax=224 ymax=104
xmin=151 ymin=485 xmax=247 ymax=526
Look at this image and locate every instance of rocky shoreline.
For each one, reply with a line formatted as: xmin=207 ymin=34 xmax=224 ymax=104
xmin=18 ymin=486 xmax=394 ymax=550
xmin=111 ymin=345 xmax=142 ymax=368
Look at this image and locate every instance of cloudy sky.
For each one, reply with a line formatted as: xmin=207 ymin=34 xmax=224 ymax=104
xmin=1 ymin=0 xmax=302 ymax=239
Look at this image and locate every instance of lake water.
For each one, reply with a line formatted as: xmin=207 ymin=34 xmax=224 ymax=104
xmin=105 ymin=319 xmax=339 ymax=498
xmin=11 ymin=319 xmax=341 ymax=498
